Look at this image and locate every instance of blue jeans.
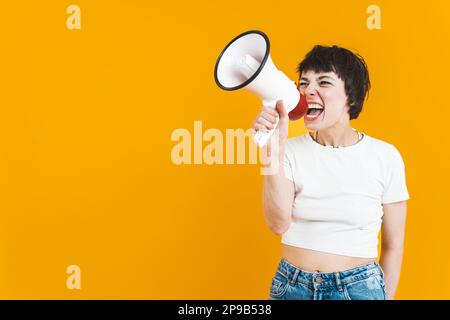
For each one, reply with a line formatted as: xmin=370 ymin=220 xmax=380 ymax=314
xmin=268 ymin=258 xmax=387 ymax=300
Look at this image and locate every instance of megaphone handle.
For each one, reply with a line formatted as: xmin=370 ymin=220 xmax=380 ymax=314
xmin=253 ymin=100 xmax=279 ymax=148
xmin=253 ymin=117 xmax=279 ymax=147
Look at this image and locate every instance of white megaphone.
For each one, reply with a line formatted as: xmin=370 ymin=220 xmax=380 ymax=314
xmin=214 ymin=30 xmax=308 ymax=147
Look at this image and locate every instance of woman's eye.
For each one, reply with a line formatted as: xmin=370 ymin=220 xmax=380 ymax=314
xmin=299 ymin=83 xmax=308 ymax=87
xmin=320 ymin=81 xmax=331 ymax=85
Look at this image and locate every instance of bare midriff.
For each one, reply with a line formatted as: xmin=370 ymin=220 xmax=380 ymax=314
xmin=281 ymin=243 xmax=377 ymax=273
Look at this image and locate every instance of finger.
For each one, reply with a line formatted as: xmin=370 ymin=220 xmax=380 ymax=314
xmin=253 ymin=123 xmax=269 ymax=132
xmin=263 ymin=106 xmax=279 ymax=117
xmin=260 ymin=112 xmax=277 ymax=124
xmin=257 ymin=116 xmax=276 ymax=130
xmin=275 ymin=100 xmax=287 ymax=116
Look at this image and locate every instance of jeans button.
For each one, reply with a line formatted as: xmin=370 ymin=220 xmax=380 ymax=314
xmin=315 ymin=277 xmax=324 ymax=283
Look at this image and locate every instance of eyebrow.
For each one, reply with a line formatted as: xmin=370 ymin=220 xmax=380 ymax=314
xmin=300 ymin=75 xmax=336 ymax=81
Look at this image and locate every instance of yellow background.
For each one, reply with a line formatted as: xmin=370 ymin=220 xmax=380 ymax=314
xmin=0 ymin=0 xmax=448 ymax=299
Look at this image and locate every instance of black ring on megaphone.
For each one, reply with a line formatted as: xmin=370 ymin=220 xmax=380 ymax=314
xmin=214 ymin=30 xmax=270 ymax=91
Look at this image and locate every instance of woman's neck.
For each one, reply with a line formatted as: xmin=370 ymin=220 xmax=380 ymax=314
xmin=314 ymin=125 xmax=360 ymax=148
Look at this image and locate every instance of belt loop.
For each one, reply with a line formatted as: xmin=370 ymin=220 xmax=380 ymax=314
xmin=290 ymin=268 xmax=299 ymax=285
xmin=334 ymin=272 xmax=343 ymax=292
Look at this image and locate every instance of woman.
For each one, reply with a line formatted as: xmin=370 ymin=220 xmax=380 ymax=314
xmin=253 ymin=45 xmax=409 ymax=300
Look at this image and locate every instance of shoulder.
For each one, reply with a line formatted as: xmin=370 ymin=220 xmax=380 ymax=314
xmin=284 ymin=133 xmax=311 ymax=156
xmin=285 ymin=133 xmax=310 ymax=149
xmin=364 ymin=134 xmax=405 ymax=164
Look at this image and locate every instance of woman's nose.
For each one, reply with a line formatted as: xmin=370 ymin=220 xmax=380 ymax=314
xmin=298 ymin=82 xmax=319 ymax=96
xmin=305 ymin=85 xmax=318 ymax=96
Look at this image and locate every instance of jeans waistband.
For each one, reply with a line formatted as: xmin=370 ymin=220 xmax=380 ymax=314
xmin=277 ymin=258 xmax=383 ymax=288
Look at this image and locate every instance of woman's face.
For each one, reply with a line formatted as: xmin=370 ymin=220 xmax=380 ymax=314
xmin=299 ymin=70 xmax=350 ymax=131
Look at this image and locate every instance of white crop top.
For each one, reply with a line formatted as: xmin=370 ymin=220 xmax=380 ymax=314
xmin=281 ymin=131 xmax=410 ymax=258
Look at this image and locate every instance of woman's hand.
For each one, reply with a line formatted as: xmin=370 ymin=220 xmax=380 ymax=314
xmin=252 ymin=100 xmax=289 ymax=155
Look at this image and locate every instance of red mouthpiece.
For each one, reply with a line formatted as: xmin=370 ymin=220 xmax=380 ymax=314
xmin=288 ymin=92 xmax=308 ymax=120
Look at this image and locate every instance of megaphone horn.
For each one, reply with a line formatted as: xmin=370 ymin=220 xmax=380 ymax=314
xmin=214 ymin=30 xmax=307 ymax=147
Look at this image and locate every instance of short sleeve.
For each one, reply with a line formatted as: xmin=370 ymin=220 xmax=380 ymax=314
xmin=282 ymin=142 xmax=295 ymax=182
xmin=382 ymin=145 xmax=410 ymax=204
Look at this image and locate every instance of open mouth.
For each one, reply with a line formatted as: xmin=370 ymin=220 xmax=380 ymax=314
xmin=305 ymin=103 xmax=324 ymax=121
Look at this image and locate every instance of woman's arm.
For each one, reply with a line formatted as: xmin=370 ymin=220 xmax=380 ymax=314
xmin=379 ymin=200 xmax=408 ymax=300
xmin=254 ymin=100 xmax=294 ymax=235
xmin=262 ymin=144 xmax=295 ymax=234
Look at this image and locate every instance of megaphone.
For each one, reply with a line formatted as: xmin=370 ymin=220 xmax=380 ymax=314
xmin=214 ymin=30 xmax=308 ymax=147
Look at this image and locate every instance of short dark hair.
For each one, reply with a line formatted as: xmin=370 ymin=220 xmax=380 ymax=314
xmin=297 ymin=45 xmax=371 ymax=120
